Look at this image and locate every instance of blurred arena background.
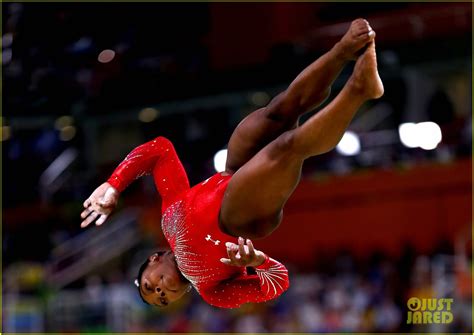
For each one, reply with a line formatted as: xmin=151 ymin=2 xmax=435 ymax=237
xmin=1 ymin=2 xmax=472 ymax=333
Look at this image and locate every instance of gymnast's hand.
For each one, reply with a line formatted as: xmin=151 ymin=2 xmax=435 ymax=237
xmin=80 ymin=182 xmax=119 ymax=228
xmin=220 ymin=237 xmax=266 ymax=268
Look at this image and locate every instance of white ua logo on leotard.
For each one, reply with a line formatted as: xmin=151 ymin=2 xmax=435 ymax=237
xmin=205 ymin=234 xmax=220 ymax=245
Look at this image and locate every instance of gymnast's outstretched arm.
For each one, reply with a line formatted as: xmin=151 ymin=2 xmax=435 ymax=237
xmin=81 ymin=136 xmax=189 ymax=227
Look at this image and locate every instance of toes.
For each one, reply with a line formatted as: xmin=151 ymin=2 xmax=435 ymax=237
xmin=352 ymin=18 xmax=366 ymax=27
xmin=352 ymin=18 xmax=373 ymax=37
xmin=341 ymin=18 xmax=376 ymax=60
xmin=352 ymin=18 xmax=369 ymax=29
xmin=356 ymin=27 xmax=376 ymax=43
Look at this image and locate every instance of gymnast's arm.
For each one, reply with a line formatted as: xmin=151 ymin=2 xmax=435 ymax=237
xmin=80 ymin=136 xmax=190 ymax=228
xmin=202 ymin=254 xmax=289 ymax=308
xmin=201 ymin=238 xmax=289 ymax=308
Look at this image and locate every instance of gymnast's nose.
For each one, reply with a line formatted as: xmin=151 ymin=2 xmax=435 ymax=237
xmin=155 ymin=287 xmax=165 ymax=296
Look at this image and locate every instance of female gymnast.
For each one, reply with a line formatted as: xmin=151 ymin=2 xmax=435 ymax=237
xmin=80 ymin=19 xmax=383 ymax=308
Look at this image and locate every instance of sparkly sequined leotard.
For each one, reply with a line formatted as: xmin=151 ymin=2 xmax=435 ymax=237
xmin=108 ymin=136 xmax=289 ymax=308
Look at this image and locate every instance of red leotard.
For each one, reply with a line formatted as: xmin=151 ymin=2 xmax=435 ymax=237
xmin=107 ymin=136 xmax=289 ymax=308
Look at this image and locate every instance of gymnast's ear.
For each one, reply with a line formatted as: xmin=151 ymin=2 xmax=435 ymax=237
xmin=148 ymin=253 xmax=161 ymax=262
xmin=148 ymin=250 xmax=167 ymax=262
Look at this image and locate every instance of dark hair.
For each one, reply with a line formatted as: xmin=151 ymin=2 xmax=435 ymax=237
xmin=136 ymin=250 xmax=167 ymax=305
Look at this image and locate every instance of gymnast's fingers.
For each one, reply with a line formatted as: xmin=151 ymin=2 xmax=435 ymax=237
xmin=220 ymin=258 xmax=232 ymax=265
xmin=83 ymin=198 xmax=91 ymax=208
xmin=80 ymin=213 xmax=93 ymax=228
xmin=226 ymin=243 xmax=238 ymax=264
xmin=246 ymin=239 xmax=256 ymax=257
xmin=238 ymin=237 xmax=246 ymax=258
xmin=226 ymin=244 xmax=236 ymax=260
xmin=81 ymin=207 xmax=92 ymax=219
xmin=81 ymin=211 xmax=99 ymax=228
xmin=80 ymin=219 xmax=89 ymax=228
xmin=96 ymin=214 xmax=108 ymax=226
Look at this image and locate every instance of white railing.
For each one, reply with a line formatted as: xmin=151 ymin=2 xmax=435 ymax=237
xmin=47 ymin=208 xmax=142 ymax=288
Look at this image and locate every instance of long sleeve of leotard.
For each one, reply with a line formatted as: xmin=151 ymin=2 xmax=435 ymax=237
xmin=201 ymin=255 xmax=289 ymax=308
xmin=107 ymin=136 xmax=190 ymax=210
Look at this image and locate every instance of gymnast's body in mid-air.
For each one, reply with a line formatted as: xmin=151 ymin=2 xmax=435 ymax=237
xmin=81 ymin=19 xmax=383 ymax=308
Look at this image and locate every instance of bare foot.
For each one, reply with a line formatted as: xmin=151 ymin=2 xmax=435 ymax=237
xmin=337 ymin=18 xmax=376 ymax=61
xmin=349 ymin=41 xmax=384 ymax=99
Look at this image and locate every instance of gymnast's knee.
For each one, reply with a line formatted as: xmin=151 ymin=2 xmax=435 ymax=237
xmin=267 ymin=130 xmax=298 ymax=160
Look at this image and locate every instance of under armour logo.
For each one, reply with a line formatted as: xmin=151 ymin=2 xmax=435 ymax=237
xmin=205 ymin=234 xmax=220 ymax=245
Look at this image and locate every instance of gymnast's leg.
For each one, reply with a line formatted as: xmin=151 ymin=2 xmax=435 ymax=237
xmin=219 ymin=41 xmax=384 ymax=239
xmin=225 ymin=19 xmax=375 ymax=173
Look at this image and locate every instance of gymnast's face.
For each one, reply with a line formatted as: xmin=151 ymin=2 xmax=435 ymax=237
xmin=139 ymin=251 xmax=190 ymax=306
